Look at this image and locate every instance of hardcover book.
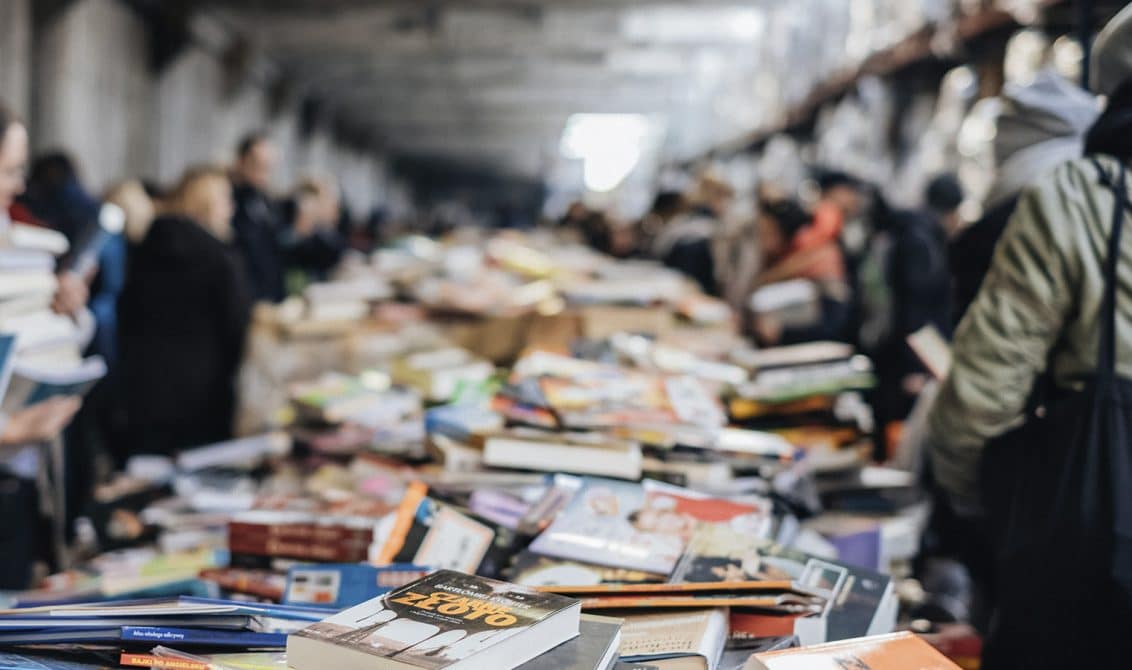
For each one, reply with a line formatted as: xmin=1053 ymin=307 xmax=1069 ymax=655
xmin=287 ymin=569 xmax=581 ymax=670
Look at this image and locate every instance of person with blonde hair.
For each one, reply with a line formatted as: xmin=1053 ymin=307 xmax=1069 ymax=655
xmin=116 ymin=166 xmax=251 ymax=458
xmin=104 ymin=179 xmax=156 ymax=245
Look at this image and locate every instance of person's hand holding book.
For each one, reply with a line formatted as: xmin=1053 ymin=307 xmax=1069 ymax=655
xmin=0 ymin=396 xmax=81 ymax=445
xmin=51 ymin=271 xmax=89 ymax=317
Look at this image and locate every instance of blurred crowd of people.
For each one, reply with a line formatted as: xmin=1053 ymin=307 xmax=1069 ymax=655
xmin=0 ymin=7 xmax=1130 ymax=664
xmin=560 ymin=10 xmax=1132 ymax=664
xmin=561 ymin=161 xmax=963 ymax=442
xmin=0 ymin=118 xmax=389 ymax=586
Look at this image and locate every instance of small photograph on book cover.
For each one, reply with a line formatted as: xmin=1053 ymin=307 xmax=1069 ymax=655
xmin=532 ymin=478 xmax=772 ymax=575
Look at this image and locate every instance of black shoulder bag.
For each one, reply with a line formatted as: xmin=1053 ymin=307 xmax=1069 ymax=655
xmin=979 ymin=158 xmax=1132 ymax=669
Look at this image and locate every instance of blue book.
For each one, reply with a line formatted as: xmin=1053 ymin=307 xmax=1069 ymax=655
xmin=120 ymin=626 xmax=288 ymax=648
xmin=178 ymin=596 xmax=333 ymax=621
xmin=283 ymin=564 xmax=430 ymax=610
xmin=0 ymin=615 xmax=251 ymax=630
xmin=0 ymin=626 xmax=286 ymax=647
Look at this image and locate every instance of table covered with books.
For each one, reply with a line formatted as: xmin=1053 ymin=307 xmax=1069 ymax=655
xmin=0 ymin=231 xmax=957 ymax=670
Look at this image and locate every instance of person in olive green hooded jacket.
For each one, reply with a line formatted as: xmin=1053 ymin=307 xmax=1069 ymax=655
xmin=927 ymin=5 xmax=1132 ymax=512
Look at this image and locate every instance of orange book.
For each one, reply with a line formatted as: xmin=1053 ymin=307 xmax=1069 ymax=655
xmin=119 ymin=653 xmax=210 ymax=670
xmin=579 ymin=593 xmax=820 ymax=612
xmin=536 ymin=580 xmax=800 ymax=595
xmin=730 ymin=611 xmax=803 ymax=639
xmin=744 ymin=631 xmax=962 ymax=669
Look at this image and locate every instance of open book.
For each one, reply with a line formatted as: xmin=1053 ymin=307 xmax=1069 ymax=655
xmin=2 ymin=354 xmax=106 ymax=411
xmin=905 ymin=325 xmax=951 ymax=380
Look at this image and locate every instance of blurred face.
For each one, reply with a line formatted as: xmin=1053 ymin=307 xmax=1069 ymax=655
xmin=828 ymin=185 xmax=865 ymax=219
xmin=0 ymin=122 xmax=29 ymax=212
xmin=235 ymin=140 xmax=277 ymax=191
xmin=320 ymin=184 xmax=341 ymax=226
xmin=183 ymin=175 xmax=234 ymax=241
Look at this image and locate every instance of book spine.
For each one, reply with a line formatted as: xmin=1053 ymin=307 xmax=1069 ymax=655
xmin=120 ymin=627 xmax=288 ymax=648
xmin=119 ymin=653 xmax=210 ymax=670
xmin=228 ymin=538 xmax=370 ymax=562
xmin=228 ymin=522 xmax=373 ymax=544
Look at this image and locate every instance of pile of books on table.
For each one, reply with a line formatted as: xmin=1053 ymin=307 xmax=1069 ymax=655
xmin=0 ymin=227 xmax=958 ymax=667
xmin=0 ymin=570 xmax=956 ymax=669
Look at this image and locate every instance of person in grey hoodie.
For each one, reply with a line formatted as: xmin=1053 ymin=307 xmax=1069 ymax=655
xmin=949 ymin=69 xmax=1100 ymax=323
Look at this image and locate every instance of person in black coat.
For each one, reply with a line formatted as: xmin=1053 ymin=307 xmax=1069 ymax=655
xmin=869 ymin=175 xmax=960 ymax=458
xmin=118 ymin=167 xmax=251 ymax=455
xmin=231 ymin=133 xmax=286 ymax=303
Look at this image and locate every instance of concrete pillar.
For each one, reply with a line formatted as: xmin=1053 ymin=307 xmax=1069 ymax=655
xmin=0 ymin=0 xmax=32 ymax=118
xmin=35 ymin=0 xmax=154 ymax=191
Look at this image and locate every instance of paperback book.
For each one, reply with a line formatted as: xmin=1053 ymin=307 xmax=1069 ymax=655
xmin=287 ymin=570 xmax=581 ymax=670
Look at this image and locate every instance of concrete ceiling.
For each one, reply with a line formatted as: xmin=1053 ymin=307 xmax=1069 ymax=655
xmin=198 ymin=1 xmax=885 ymax=179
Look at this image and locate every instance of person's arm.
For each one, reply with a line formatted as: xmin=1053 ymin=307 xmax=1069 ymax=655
xmin=0 ymin=397 xmax=82 ymax=446
xmin=927 ymin=168 xmax=1082 ymax=508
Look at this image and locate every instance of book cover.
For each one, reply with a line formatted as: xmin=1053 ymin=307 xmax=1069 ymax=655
xmin=2 ymin=354 xmax=106 ymax=410
xmin=672 ymin=534 xmax=892 ymax=642
xmin=516 ymin=614 xmax=622 ymax=670
xmin=506 ymin=551 xmax=667 ymax=588
xmin=120 ymin=626 xmax=288 ymax=648
xmin=483 ymin=430 xmax=643 ymax=480
xmin=905 ymin=325 xmax=952 ymax=380
xmin=745 ymin=632 xmax=961 ymax=669
xmin=119 ymin=653 xmax=210 ymax=670
xmin=374 ymin=485 xmax=496 ymax=574
xmin=288 ymin=570 xmax=580 ymax=670
xmin=531 ymin=479 xmax=772 ymax=576
xmin=198 ymin=568 xmax=287 ymax=601
xmin=284 ymin=564 xmax=431 ymax=609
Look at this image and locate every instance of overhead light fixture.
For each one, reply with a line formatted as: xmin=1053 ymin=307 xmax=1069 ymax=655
xmin=559 ymin=114 xmax=653 ymax=192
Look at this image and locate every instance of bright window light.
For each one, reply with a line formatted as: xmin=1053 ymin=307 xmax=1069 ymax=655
xmin=621 ymin=6 xmax=765 ymax=43
xmin=560 ymin=114 xmax=652 ymax=192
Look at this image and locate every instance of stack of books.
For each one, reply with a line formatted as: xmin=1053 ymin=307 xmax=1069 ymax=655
xmin=392 ymin=347 xmax=495 ymax=403
xmin=0 ymin=225 xmax=106 ymax=412
xmin=288 ymin=371 xmax=424 ymax=457
xmin=0 ymin=596 xmax=324 ymax=658
xmin=280 ymin=572 xmax=938 ymax=670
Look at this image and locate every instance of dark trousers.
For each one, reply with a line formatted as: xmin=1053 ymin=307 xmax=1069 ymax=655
xmin=0 ymin=472 xmax=43 ymax=590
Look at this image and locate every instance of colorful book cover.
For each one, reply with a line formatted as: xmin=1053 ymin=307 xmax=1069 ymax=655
xmin=284 ymin=564 xmax=431 ymax=609
xmin=119 ymin=653 xmax=210 ymax=670
xmin=374 ymin=483 xmax=496 ymax=575
xmin=289 ymin=570 xmax=579 ymax=669
xmin=530 ymin=479 xmax=772 ymax=576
